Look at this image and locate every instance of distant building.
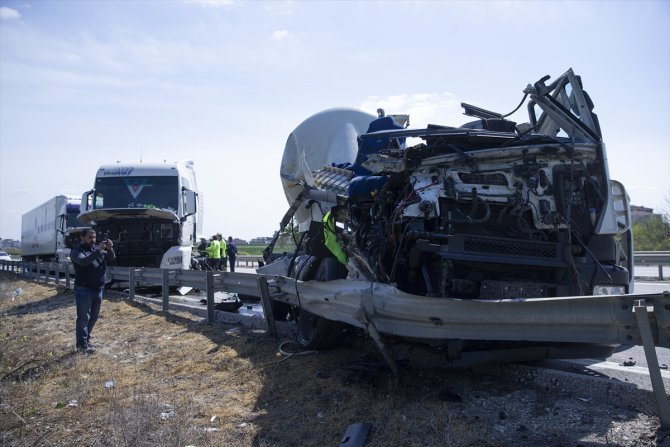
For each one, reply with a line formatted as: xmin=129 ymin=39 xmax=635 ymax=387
xmin=631 ymin=205 xmax=656 ymax=223
xmin=231 ymin=238 xmax=248 ymax=245
xmin=0 ymin=238 xmax=20 ymax=248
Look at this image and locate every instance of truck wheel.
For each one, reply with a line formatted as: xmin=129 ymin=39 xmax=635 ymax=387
xmin=271 ymin=255 xmax=319 ymax=321
xmin=296 ymin=258 xmax=348 ymax=350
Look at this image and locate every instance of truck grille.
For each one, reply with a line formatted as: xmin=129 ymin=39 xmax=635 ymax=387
xmin=463 ymin=235 xmax=558 ymax=258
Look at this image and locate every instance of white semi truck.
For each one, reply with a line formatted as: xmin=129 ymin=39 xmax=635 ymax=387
xmin=78 ymin=161 xmax=202 ymax=269
xmin=20 ymin=195 xmax=87 ymax=262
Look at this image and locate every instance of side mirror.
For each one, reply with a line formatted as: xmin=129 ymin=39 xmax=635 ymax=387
xmin=183 ymin=189 xmax=197 ymax=218
xmin=82 ymin=190 xmax=93 ymax=211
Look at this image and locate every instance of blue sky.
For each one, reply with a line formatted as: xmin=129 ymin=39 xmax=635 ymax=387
xmin=1 ymin=0 xmax=669 ymax=241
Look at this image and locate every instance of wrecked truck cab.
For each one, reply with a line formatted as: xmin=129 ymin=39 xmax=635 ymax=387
xmin=263 ymin=69 xmax=633 ymax=359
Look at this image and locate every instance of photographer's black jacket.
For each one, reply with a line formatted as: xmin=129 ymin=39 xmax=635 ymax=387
xmin=71 ymin=243 xmax=116 ymax=289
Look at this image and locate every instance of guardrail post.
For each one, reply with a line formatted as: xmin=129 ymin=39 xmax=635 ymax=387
xmin=162 ymin=269 xmax=170 ymax=312
xmin=206 ymin=271 xmax=214 ymax=323
xmin=129 ymin=268 xmax=136 ymax=300
xmin=65 ymin=263 xmax=71 ymax=289
xmin=257 ymin=277 xmax=278 ymax=339
xmin=659 ymin=265 xmax=665 ymax=281
xmin=55 ymin=262 xmax=61 ymax=285
xmin=633 ymin=299 xmax=670 ymax=429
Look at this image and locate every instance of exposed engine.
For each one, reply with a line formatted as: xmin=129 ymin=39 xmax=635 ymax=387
xmin=335 ymin=132 xmax=628 ymax=299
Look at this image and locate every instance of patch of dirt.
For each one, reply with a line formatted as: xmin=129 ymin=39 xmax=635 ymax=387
xmin=0 ymin=273 xmax=668 ymax=446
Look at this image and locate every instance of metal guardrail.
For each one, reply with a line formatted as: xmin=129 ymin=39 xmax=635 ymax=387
xmin=635 ymin=251 xmax=670 ymax=280
xmin=0 ymin=260 xmax=270 ymax=325
xmin=235 ymin=255 xmax=263 ymax=267
xmin=2 ymin=258 xmax=668 ymax=346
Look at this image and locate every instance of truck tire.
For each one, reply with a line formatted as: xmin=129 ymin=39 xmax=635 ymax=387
xmin=296 ymin=258 xmax=348 ymax=350
xmin=271 ymin=255 xmax=319 ymax=321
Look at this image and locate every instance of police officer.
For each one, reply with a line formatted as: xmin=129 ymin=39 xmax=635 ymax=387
xmin=206 ymin=235 xmax=221 ymax=270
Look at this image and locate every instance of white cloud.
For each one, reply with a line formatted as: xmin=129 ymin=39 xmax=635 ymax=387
xmin=359 ymin=92 xmax=465 ymax=129
xmin=271 ymin=30 xmax=289 ymax=41
xmin=264 ymin=1 xmax=295 ymax=17
xmin=0 ymin=6 xmax=21 ymax=20
xmin=185 ymin=0 xmax=234 ymax=7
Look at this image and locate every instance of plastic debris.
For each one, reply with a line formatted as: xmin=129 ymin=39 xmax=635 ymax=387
xmin=68 ymin=400 xmax=78 ymax=407
xmin=104 ymin=380 xmax=115 ymax=388
xmin=160 ymin=410 xmax=175 ymax=420
xmin=339 ymin=422 xmax=371 ymax=447
xmin=210 ymin=415 xmax=217 ymax=423
xmin=236 ymin=422 xmax=247 ymax=428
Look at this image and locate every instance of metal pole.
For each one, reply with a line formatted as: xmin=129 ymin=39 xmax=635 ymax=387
xmin=129 ymin=268 xmax=136 ymax=300
xmin=162 ymin=269 xmax=170 ymax=312
xmin=659 ymin=265 xmax=665 ymax=281
xmin=633 ymin=299 xmax=670 ymax=429
xmin=65 ymin=263 xmax=71 ymax=289
xmin=257 ymin=277 xmax=278 ymax=339
xmin=206 ymin=271 xmax=214 ymax=323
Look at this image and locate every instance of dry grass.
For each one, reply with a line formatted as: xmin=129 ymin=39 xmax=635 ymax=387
xmin=0 ymin=273 xmax=665 ymax=447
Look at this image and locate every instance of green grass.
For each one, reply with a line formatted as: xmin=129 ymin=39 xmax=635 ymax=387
xmin=236 ymin=243 xmax=297 ymax=256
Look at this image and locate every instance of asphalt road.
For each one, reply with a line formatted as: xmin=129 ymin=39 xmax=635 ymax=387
xmin=539 ymin=279 xmax=670 ymax=392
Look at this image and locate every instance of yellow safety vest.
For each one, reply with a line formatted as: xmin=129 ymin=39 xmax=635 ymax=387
xmin=207 ymin=240 xmax=221 ymax=259
xmin=323 ymin=211 xmax=348 ymax=265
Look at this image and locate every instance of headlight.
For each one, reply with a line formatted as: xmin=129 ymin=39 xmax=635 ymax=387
xmin=592 ymin=284 xmax=626 ymax=295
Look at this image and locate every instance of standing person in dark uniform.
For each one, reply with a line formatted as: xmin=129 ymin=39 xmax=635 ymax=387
xmin=71 ymin=228 xmax=115 ymax=354
xmin=226 ymin=236 xmax=238 ymax=272
xmin=218 ymin=234 xmax=227 ymax=272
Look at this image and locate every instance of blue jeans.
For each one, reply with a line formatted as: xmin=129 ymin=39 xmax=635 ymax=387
xmin=75 ymin=285 xmax=103 ymax=348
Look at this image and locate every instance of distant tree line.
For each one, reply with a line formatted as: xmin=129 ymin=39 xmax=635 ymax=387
xmin=633 ymin=210 xmax=670 ymax=251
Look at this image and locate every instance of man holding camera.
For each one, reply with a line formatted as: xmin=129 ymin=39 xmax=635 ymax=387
xmin=71 ymin=228 xmax=115 ymax=354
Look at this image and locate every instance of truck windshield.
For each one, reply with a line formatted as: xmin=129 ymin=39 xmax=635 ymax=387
xmin=93 ymin=176 xmax=179 ymax=212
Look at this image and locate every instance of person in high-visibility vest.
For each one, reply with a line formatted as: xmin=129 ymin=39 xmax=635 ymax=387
xmin=206 ymin=236 xmax=221 ymax=270
xmin=323 ymin=209 xmax=348 ymax=265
